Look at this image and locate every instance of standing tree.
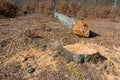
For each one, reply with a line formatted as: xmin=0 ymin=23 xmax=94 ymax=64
xmin=77 ymin=0 xmax=81 ymax=6
xmin=52 ymin=0 xmax=57 ymax=12
xmin=113 ymin=0 xmax=118 ymax=7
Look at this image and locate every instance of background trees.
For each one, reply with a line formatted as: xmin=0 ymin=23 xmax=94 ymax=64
xmin=9 ymin=0 xmax=120 ymax=7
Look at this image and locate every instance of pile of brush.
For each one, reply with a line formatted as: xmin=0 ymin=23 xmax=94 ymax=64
xmin=0 ymin=0 xmax=18 ymax=18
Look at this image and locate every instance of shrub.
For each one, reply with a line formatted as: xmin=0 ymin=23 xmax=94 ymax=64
xmin=0 ymin=0 xmax=18 ymax=18
xmin=18 ymin=1 xmax=38 ymax=14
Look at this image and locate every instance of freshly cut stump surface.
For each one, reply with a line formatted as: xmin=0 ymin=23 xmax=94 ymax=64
xmin=62 ymin=43 xmax=107 ymax=64
xmin=64 ymin=43 xmax=97 ymax=55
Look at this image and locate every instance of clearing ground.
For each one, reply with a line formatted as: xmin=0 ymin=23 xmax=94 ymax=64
xmin=0 ymin=14 xmax=120 ymax=80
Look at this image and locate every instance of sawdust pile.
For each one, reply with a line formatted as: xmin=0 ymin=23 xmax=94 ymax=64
xmin=0 ymin=42 xmax=120 ymax=80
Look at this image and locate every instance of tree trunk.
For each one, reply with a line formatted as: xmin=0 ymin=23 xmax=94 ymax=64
xmin=113 ymin=0 xmax=118 ymax=7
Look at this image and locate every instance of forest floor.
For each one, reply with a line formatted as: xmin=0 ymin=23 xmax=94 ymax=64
xmin=0 ymin=14 xmax=120 ymax=80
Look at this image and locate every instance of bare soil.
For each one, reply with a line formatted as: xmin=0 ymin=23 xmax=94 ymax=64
xmin=0 ymin=13 xmax=120 ymax=80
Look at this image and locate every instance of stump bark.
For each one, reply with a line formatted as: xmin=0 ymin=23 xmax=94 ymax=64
xmin=52 ymin=44 xmax=107 ymax=64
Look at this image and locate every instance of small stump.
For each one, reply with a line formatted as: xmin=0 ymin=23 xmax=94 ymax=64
xmin=52 ymin=43 xmax=107 ymax=64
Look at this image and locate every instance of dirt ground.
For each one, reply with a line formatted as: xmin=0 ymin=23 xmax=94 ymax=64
xmin=0 ymin=13 xmax=120 ymax=80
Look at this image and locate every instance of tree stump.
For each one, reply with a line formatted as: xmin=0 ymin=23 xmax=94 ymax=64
xmin=52 ymin=43 xmax=107 ymax=64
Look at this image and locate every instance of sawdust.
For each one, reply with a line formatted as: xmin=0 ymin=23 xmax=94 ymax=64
xmin=1 ymin=47 xmax=60 ymax=79
xmin=63 ymin=43 xmax=98 ymax=55
xmin=1 ymin=42 xmax=120 ymax=80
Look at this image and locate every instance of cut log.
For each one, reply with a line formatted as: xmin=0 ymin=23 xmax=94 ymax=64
xmin=72 ymin=21 xmax=90 ymax=37
xmin=54 ymin=12 xmax=90 ymax=37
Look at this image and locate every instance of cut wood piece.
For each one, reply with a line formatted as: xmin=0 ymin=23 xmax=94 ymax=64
xmin=72 ymin=21 xmax=90 ymax=37
xmin=54 ymin=12 xmax=90 ymax=37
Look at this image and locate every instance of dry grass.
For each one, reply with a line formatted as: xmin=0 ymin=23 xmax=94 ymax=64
xmin=29 ymin=1 xmax=120 ymax=19
xmin=56 ymin=2 xmax=120 ymax=19
xmin=87 ymin=6 xmax=120 ymax=19
xmin=0 ymin=1 xmax=120 ymax=19
xmin=0 ymin=9 xmax=120 ymax=80
xmin=18 ymin=1 xmax=38 ymax=14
